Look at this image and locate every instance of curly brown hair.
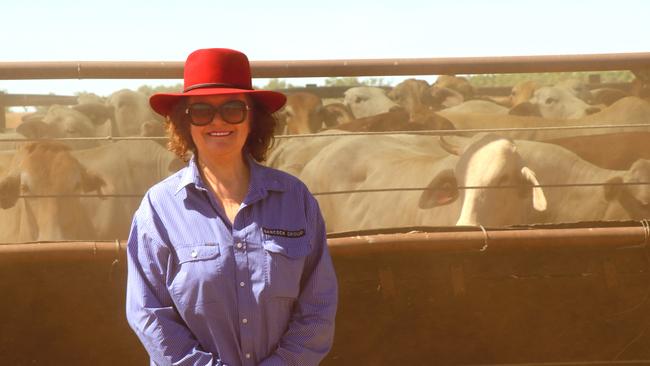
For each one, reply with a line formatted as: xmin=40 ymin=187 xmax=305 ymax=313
xmin=165 ymin=97 xmax=277 ymax=162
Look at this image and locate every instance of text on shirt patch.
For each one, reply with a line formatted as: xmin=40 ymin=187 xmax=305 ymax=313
xmin=263 ymin=227 xmax=306 ymax=238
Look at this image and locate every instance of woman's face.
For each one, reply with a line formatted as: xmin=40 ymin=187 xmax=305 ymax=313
xmin=187 ymin=93 xmax=252 ymax=163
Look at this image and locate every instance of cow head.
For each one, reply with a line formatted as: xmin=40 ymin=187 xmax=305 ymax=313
xmin=17 ymin=103 xmax=113 ymax=141
xmin=343 ymin=86 xmax=399 ymax=119
xmin=276 ymin=92 xmax=328 ymax=135
xmin=108 ymin=89 xmax=161 ymax=136
xmin=419 ymin=134 xmax=547 ymax=226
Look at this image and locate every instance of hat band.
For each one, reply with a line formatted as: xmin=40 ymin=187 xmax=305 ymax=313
xmin=183 ymin=82 xmax=251 ymax=93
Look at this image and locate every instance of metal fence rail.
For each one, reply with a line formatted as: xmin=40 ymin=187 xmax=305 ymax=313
xmin=1 ymin=52 xmax=649 ymax=80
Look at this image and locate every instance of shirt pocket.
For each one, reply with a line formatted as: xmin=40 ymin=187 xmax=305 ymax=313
xmin=263 ymin=236 xmax=312 ymax=299
xmin=170 ymin=243 xmax=224 ymax=307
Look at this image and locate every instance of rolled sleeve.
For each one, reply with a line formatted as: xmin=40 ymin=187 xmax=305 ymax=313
xmin=125 ymin=199 xmax=216 ymax=366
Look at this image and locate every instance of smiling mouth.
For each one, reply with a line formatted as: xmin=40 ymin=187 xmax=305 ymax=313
xmin=207 ymin=131 xmax=233 ymax=137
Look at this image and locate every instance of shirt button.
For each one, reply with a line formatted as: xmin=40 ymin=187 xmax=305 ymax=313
xmin=190 ymin=250 xmax=198 ymax=258
xmin=236 ymin=242 xmax=243 ymax=249
xmin=245 ymin=353 xmax=251 ymax=359
xmin=239 ymin=281 xmax=245 ymax=287
xmin=242 ymin=318 xmax=248 ymax=324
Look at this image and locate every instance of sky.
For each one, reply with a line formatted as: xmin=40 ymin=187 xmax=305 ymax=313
xmin=1 ymin=0 xmax=649 ymax=98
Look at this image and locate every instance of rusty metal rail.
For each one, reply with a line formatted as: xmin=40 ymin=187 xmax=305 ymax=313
xmin=1 ymin=52 xmax=649 ymax=80
xmin=1 ymin=223 xmax=648 ymax=261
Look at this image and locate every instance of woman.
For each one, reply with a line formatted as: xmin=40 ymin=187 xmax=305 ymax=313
xmin=126 ymin=48 xmax=338 ymax=366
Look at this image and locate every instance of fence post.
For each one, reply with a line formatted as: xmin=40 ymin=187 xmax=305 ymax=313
xmin=0 ymin=91 xmax=6 ymax=132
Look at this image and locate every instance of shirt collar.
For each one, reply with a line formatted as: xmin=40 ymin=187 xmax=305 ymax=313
xmin=175 ymin=154 xmax=286 ymax=196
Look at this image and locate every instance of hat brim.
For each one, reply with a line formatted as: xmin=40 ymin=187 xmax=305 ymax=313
xmin=149 ymin=87 xmax=287 ymax=117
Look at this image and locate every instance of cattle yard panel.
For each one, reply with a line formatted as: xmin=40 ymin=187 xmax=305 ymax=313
xmin=1 ymin=223 xmax=650 ymax=365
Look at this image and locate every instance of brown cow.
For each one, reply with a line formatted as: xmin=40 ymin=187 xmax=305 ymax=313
xmin=543 ymin=132 xmax=650 ymax=170
xmin=276 ymin=92 xmax=341 ymax=134
xmin=0 ymin=142 xmax=106 ymax=242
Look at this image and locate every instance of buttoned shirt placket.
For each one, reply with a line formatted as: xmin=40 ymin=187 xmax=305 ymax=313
xmin=200 ymin=182 xmax=264 ymax=366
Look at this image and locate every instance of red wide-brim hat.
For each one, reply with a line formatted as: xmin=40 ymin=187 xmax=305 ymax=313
xmin=149 ymin=48 xmax=287 ymax=117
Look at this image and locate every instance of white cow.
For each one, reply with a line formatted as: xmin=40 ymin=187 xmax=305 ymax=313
xmin=441 ymin=135 xmax=650 ymax=224
xmin=524 ymin=86 xmax=601 ymax=119
xmin=297 ymin=133 xmax=546 ymax=232
xmin=343 ymin=86 xmax=399 ymax=118
xmin=107 ymin=89 xmax=163 ymax=136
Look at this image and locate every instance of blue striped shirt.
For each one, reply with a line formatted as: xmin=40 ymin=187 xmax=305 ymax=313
xmin=125 ymin=155 xmax=338 ymax=366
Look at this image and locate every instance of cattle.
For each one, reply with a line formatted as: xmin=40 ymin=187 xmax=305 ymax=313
xmin=15 ymin=103 xmax=114 ymax=148
xmin=107 ymin=89 xmax=163 ymax=136
xmin=510 ymin=86 xmax=601 ymax=119
xmin=322 ymin=102 xmax=354 ymax=126
xmin=439 ymin=96 xmax=650 ymax=141
xmin=0 ymin=142 xmax=106 ymax=242
xmin=276 ymin=92 xmax=328 ymax=134
xmin=442 ymin=135 xmax=650 ymax=224
xmin=440 ymin=100 xmax=509 ymax=115
xmin=513 ymin=139 xmax=650 ymax=223
xmin=344 ymin=86 xmax=399 ymax=118
xmin=388 ymin=79 xmax=438 ymax=117
xmin=331 ymin=109 xmax=454 ymax=133
xmin=296 ymin=133 xmax=545 ymax=232
xmin=554 ymin=78 xmax=592 ymax=103
xmin=509 ymin=80 xmax=540 ymax=108
xmin=542 ymin=132 xmax=650 ymax=170
xmin=0 ymin=140 xmax=182 ymax=243
xmin=267 ymin=132 xmax=346 ymax=177
xmin=433 ymin=75 xmax=475 ymax=100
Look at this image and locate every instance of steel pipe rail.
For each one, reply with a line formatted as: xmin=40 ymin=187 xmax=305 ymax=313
xmin=327 ymin=225 xmax=650 ymax=256
xmin=1 ymin=224 xmax=648 ymax=262
xmin=1 ymin=52 xmax=649 ymax=80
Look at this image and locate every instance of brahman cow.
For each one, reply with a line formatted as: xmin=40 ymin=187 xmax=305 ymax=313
xmin=510 ymin=86 xmax=601 ymax=119
xmin=0 ymin=142 xmax=106 ymax=242
xmin=0 ymin=140 xmax=182 ymax=243
xmin=344 ymin=86 xmax=399 ymax=118
xmin=14 ymin=103 xmax=115 ymax=148
xmin=441 ymin=135 xmax=650 ymax=223
xmin=440 ymin=96 xmax=650 ymax=141
xmin=296 ymin=133 xmax=546 ymax=232
xmin=543 ymin=132 xmax=650 ymax=170
xmin=107 ymin=89 xmax=163 ymax=136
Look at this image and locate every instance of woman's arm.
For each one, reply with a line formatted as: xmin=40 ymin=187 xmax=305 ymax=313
xmin=259 ymin=196 xmax=338 ymax=366
xmin=126 ymin=202 xmax=218 ymax=366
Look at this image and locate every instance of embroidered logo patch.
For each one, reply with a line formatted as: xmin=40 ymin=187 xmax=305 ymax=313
xmin=263 ymin=227 xmax=305 ymax=238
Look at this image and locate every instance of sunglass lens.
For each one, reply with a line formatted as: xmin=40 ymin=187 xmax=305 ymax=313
xmin=220 ymin=101 xmax=247 ymax=123
xmin=188 ymin=103 xmax=215 ymax=125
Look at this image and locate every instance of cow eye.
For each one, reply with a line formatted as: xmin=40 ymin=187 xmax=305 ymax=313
xmin=545 ymin=97 xmax=557 ymax=105
xmin=355 ymin=96 xmax=365 ymax=103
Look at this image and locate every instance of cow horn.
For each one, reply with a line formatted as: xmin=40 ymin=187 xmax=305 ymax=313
xmin=439 ymin=136 xmax=461 ymax=156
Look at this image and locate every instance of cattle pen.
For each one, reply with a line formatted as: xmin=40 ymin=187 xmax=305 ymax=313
xmin=1 ymin=52 xmax=650 ymax=365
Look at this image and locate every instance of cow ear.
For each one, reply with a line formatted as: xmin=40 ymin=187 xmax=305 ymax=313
xmin=418 ymin=169 xmax=458 ymax=209
xmin=520 ymin=166 xmax=547 ymax=211
xmin=16 ymin=119 xmax=54 ymax=139
xmin=585 ymin=106 xmax=602 ymax=115
xmin=509 ymin=102 xmax=541 ymax=117
xmin=603 ymin=176 xmax=624 ymax=201
xmin=0 ymin=175 xmax=21 ymax=209
xmin=73 ymin=103 xmax=114 ymax=125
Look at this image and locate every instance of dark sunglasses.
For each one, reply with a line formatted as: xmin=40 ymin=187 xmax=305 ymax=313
xmin=185 ymin=100 xmax=251 ymax=125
